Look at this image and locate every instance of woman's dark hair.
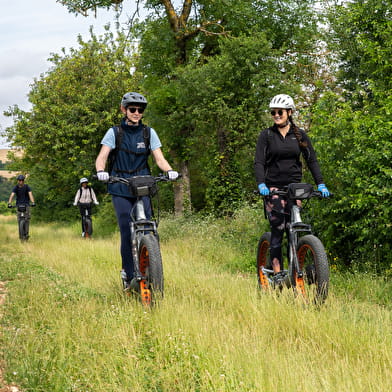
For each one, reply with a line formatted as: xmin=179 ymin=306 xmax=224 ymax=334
xmin=288 ymin=114 xmax=308 ymax=148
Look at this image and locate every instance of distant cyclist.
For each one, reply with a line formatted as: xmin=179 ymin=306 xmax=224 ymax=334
xmin=73 ymin=177 xmax=99 ymax=236
xmin=8 ymin=174 xmax=36 ymax=237
xmin=95 ymin=92 xmax=178 ymax=288
xmin=254 ymin=94 xmax=330 ymax=285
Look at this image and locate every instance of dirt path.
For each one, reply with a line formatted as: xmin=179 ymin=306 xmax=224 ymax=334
xmin=0 ymin=281 xmax=21 ymax=392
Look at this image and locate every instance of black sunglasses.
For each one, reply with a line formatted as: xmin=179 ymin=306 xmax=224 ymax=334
xmin=127 ymin=107 xmax=145 ymax=114
xmin=270 ymin=109 xmax=285 ymax=116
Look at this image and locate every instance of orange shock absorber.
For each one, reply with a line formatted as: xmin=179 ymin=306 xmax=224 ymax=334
xmin=139 ymin=280 xmax=151 ymax=306
xmin=139 ymin=247 xmax=152 ymax=306
xmin=295 ymin=275 xmax=306 ymax=297
xmin=258 ymin=268 xmax=270 ymax=290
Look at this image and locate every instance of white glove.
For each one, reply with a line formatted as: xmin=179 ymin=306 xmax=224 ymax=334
xmin=73 ymin=203 xmax=77 ymax=206
xmin=94 ymin=202 xmax=99 ymax=205
xmin=167 ymin=170 xmax=179 ymax=180
xmin=97 ymin=171 xmax=109 ymax=182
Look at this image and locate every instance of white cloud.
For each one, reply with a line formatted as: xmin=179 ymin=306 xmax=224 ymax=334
xmin=0 ymin=0 xmax=138 ymax=147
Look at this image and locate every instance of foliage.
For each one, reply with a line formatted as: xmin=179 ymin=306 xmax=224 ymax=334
xmin=308 ymin=0 xmax=392 ymax=271
xmin=311 ymin=91 xmax=392 ymax=270
xmin=0 ymin=176 xmax=13 ymax=202
xmin=325 ymin=0 xmax=392 ymax=102
xmin=135 ymin=0 xmax=321 ymax=213
xmin=14 ymin=0 xmax=323 ymax=216
xmin=4 ymin=29 xmax=136 ymax=221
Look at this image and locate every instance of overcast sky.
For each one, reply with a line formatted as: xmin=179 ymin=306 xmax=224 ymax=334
xmin=0 ymin=0 xmax=139 ymax=148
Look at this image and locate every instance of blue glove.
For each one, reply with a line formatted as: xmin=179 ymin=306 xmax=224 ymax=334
xmin=318 ymin=184 xmax=330 ymax=197
xmin=258 ymin=183 xmax=270 ymax=196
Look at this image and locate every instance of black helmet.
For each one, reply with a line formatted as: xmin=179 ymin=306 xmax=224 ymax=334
xmin=17 ymin=174 xmax=25 ymax=181
xmin=121 ymin=92 xmax=147 ymax=108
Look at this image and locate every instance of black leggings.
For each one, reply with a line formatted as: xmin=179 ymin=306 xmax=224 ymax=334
xmin=112 ymin=195 xmax=152 ymax=280
xmin=265 ymin=193 xmax=293 ymax=269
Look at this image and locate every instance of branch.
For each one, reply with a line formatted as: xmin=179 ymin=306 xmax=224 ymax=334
xmin=179 ymin=0 xmax=192 ymax=29
xmin=183 ymin=20 xmax=228 ymax=41
xmin=161 ymin=0 xmax=180 ymax=33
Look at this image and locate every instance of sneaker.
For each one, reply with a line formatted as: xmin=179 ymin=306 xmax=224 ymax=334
xmin=81 ymin=232 xmax=85 ymax=237
xmin=272 ymin=272 xmax=286 ymax=288
xmin=120 ymin=270 xmax=131 ymax=291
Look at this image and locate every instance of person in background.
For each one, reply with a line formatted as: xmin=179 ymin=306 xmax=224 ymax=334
xmin=254 ymin=94 xmax=330 ymax=285
xmin=73 ymin=177 xmax=99 ymax=236
xmin=8 ymin=174 xmax=36 ymax=238
xmin=95 ymin=92 xmax=178 ymax=289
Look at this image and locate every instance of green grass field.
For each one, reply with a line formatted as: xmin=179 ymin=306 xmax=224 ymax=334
xmin=0 ymin=213 xmax=391 ymax=391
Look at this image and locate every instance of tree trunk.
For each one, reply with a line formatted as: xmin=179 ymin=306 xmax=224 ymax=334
xmin=174 ymin=160 xmax=191 ymax=216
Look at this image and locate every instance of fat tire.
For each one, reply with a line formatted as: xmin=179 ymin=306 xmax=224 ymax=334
xmin=84 ymin=217 xmax=93 ymax=237
xmin=18 ymin=219 xmax=27 ymax=241
xmin=295 ymin=234 xmax=329 ymax=304
xmin=256 ymin=232 xmax=272 ymax=290
xmin=139 ymin=234 xmax=164 ymax=303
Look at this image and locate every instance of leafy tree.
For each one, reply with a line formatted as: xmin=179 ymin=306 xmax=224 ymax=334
xmin=138 ymin=0 xmax=322 ymax=212
xmin=0 ymin=176 xmax=13 ymax=202
xmin=5 ymin=30 xmax=136 ymax=220
xmin=311 ymin=92 xmax=392 ymax=272
xmin=325 ymin=0 xmax=391 ymax=103
xmin=309 ymin=0 xmax=392 ymax=271
xmin=57 ymin=0 xmax=322 ymax=214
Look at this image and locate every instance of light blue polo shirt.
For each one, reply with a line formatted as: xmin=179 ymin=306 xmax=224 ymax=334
xmin=101 ymin=126 xmax=162 ymax=151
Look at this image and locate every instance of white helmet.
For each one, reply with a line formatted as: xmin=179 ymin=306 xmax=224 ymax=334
xmin=269 ymin=94 xmax=295 ymax=110
xmin=80 ymin=177 xmax=88 ymax=184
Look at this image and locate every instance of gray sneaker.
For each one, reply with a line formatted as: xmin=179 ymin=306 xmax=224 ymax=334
xmin=120 ymin=270 xmax=131 ymax=291
xmin=272 ymin=272 xmax=286 ymax=288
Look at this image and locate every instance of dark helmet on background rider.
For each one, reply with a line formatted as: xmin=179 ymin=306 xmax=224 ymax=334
xmin=17 ymin=174 xmax=25 ymax=181
xmin=269 ymin=94 xmax=295 ymax=110
xmin=121 ymin=92 xmax=148 ymax=108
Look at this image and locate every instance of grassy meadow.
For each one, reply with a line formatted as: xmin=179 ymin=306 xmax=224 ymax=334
xmin=0 ymin=211 xmax=391 ymax=392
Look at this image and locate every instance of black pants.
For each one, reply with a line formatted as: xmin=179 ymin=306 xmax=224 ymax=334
xmin=78 ymin=203 xmax=92 ymax=232
xmin=265 ymin=192 xmax=294 ymax=269
xmin=112 ymin=195 xmax=152 ymax=280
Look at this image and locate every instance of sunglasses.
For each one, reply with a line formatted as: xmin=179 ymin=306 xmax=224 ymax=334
xmin=127 ymin=107 xmax=145 ymax=114
xmin=270 ymin=109 xmax=285 ymax=116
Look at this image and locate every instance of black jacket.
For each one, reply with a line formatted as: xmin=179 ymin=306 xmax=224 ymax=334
xmin=254 ymin=125 xmax=324 ymax=188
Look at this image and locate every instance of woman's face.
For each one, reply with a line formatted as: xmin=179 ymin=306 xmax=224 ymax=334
xmin=270 ymin=108 xmax=291 ymax=127
xmin=121 ymin=105 xmax=144 ymax=124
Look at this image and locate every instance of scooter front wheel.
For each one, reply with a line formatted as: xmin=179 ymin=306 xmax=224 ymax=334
xmin=294 ymin=234 xmax=329 ymax=304
xmin=138 ymin=234 xmax=164 ymax=305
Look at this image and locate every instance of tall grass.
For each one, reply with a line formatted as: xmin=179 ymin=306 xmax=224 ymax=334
xmin=0 ymin=212 xmax=391 ymax=392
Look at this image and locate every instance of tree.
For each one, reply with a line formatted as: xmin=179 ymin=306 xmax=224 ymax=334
xmin=325 ymin=0 xmax=392 ymax=103
xmin=135 ymin=0 xmax=322 ymax=212
xmin=5 ymin=29 xmax=136 ymax=220
xmin=57 ymin=0 xmax=322 ymax=214
xmin=308 ymin=0 xmax=392 ymax=271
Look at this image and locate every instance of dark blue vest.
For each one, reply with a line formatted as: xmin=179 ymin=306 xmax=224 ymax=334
xmin=108 ymin=119 xmax=150 ymax=197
